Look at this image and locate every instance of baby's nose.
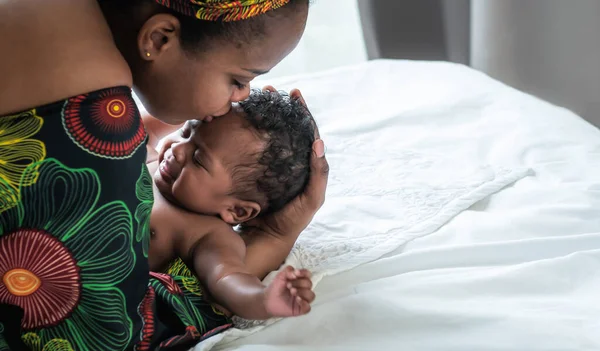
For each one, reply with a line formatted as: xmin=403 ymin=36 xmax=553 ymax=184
xmin=169 ymin=141 xmax=187 ymax=164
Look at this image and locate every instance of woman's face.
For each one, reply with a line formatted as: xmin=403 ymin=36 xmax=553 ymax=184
xmin=133 ymin=6 xmax=308 ymax=125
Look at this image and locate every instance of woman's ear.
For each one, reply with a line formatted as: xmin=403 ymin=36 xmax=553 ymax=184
xmin=137 ymin=13 xmax=181 ymax=60
xmin=220 ymin=201 xmax=262 ymax=225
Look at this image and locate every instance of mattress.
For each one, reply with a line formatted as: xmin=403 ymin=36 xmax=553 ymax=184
xmin=199 ymin=59 xmax=600 ymax=351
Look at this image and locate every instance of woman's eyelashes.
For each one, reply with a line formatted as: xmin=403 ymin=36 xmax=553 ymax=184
xmin=233 ymin=79 xmax=247 ymax=89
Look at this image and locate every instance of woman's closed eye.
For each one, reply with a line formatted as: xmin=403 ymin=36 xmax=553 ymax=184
xmin=233 ymin=79 xmax=248 ymax=90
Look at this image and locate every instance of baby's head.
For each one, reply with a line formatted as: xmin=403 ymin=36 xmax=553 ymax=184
xmin=154 ymin=90 xmax=315 ymax=224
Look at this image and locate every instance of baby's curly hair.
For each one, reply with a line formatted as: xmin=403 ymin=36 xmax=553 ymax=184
xmin=232 ymin=89 xmax=315 ymax=216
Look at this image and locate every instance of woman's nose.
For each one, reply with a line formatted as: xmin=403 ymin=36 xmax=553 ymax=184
xmin=213 ymin=103 xmax=232 ymax=117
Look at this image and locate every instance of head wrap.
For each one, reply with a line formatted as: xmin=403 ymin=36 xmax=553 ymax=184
xmin=154 ymin=0 xmax=291 ymax=22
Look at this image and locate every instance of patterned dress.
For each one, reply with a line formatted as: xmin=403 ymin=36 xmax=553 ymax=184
xmin=0 ymin=87 xmax=230 ymax=351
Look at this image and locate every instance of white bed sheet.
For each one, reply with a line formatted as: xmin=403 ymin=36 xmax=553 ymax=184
xmin=205 ymin=60 xmax=600 ymax=351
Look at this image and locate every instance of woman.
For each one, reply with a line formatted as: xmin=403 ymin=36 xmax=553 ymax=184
xmin=0 ymin=1 xmax=328 ymax=350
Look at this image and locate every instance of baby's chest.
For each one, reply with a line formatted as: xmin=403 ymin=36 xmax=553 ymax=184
xmin=148 ymin=201 xmax=182 ymax=271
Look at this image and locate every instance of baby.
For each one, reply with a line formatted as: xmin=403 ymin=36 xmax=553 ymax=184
xmin=145 ymin=90 xmax=316 ymax=320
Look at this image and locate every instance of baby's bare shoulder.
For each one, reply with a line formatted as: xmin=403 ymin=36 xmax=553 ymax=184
xmin=179 ymin=212 xmax=221 ymax=234
xmin=180 ymin=213 xmax=238 ymax=242
xmin=175 ymin=212 xmax=245 ymax=261
xmin=177 ymin=209 xmax=239 ymax=239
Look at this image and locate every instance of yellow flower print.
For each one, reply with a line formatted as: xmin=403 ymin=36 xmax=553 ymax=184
xmin=22 ymin=333 xmax=74 ymax=351
xmin=167 ymin=258 xmax=205 ymax=297
xmin=0 ymin=109 xmax=46 ymax=211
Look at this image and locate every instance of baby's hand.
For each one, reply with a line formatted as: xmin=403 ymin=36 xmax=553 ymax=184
xmin=264 ymin=266 xmax=315 ymax=318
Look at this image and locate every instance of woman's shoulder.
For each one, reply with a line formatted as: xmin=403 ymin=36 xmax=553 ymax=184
xmin=0 ymin=0 xmax=132 ymax=115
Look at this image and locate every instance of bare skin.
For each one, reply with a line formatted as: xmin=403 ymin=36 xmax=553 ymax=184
xmin=145 ymin=109 xmax=317 ymax=320
xmin=0 ymin=0 xmax=131 ymax=115
xmin=0 ymin=2 xmax=328 ymax=349
xmin=154 ymin=87 xmax=327 ymax=279
xmin=147 ymin=159 xmax=315 ymax=320
xmin=0 ymin=0 xmax=328 ymax=287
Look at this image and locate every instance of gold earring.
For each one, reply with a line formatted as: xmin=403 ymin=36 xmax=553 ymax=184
xmin=145 ymin=52 xmax=151 ymax=57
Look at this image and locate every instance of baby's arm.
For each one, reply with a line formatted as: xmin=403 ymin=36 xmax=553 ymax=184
xmin=177 ymin=219 xmax=314 ymax=320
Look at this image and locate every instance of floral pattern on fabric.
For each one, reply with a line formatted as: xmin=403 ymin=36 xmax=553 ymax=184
xmin=167 ymin=258 xmax=206 ymax=298
xmin=149 ymin=274 xmax=232 ymax=350
xmin=0 ymin=323 xmax=7 ymax=351
xmin=1 ymin=85 xmax=231 ymax=351
xmin=153 ymin=0 xmax=290 ymax=22
xmin=62 ymin=87 xmax=146 ymax=159
xmin=21 ymin=333 xmax=74 ymax=351
xmin=0 ymin=159 xmax=136 ymax=350
xmin=136 ymin=272 xmax=232 ymax=351
xmin=0 ymin=109 xmax=46 ymax=212
xmin=135 ymin=164 xmax=154 ymax=258
xmin=134 ymin=286 xmax=156 ymax=351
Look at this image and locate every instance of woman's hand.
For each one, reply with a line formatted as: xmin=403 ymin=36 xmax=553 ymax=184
xmin=240 ymin=86 xmax=329 ymax=278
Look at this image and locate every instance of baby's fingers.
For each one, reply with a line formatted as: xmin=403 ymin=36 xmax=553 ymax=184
xmin=295 ymin=288 xmax=316 ymax=304
xmin=282 ymin=266 xmax=298 ymax=280
xmin=286 ymin=268 xmax=311 ymax=280
xmin=286 ymin=278 xmax=312 ymax=290
xmin=295 ymin=269 xmax=312 ymax=279
xmin=294 ymin=296 xmax=312 ymax=315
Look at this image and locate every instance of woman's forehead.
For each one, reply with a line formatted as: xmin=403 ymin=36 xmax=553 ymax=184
xmin=214 ymin=9 xmax=307 ymax=72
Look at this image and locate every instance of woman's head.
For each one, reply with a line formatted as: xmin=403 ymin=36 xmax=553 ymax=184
xmin=101 ymin=0 xmax=309 ymax=124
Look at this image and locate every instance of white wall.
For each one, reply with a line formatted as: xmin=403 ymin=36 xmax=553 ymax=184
xmin=257 ymin=0 xmax=368 ymax=80
xmin=470 ymin=0 xmax=600 ymax=127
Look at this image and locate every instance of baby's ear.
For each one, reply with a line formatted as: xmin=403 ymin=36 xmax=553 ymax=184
xmin=220 ymin=200 xmax=261 ymax=225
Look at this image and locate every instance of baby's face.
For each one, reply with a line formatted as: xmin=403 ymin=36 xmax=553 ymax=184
xmin=154 ymin=108 xmax=264 ymax=218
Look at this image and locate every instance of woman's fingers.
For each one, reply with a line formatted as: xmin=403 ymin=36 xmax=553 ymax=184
xmin=289 ymin=88 xmax=329 ymax=211
xmin=299 ymin=140 xmax=329 ymax=211
xmin=289 ymin=88 xmax=306 ymax=106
